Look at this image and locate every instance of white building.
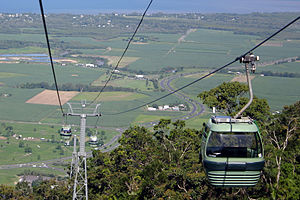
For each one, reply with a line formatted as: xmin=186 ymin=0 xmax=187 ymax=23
xmin=163 ymin=105 xmax=170 ymax=110
xmin=85 ymin=63 xmax=95 ymax=68
xmin=135 ymin=75 xmax=144 ymax=79
xmin=172 ymin=106 xmax=180 ymax=111
xmin=147 ymin=107 xmax=157 ymax=111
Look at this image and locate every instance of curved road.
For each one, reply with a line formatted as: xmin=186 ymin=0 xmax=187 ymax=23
xmin=160 ymin=74 xmax=205 ymax=120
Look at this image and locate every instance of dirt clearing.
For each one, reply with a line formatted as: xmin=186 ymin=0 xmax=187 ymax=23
xmin=26 ymin=90 xmax=79 ymax=105
xmin=54 ymin=58 xmax=78 ymax=63
xmin=72 ymin=54 xmax=140 ymax=68
xmin=257 ymin=40 xmax=283 ymax=47
xmin=0 ymin=136 xmax=7 ymax=140
xmin=231 ymin=75 xmax=255 ymax=83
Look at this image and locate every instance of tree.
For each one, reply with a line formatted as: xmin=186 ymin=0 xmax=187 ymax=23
xmin=236 ymin=96 xmax=270 ymax=123
xmin=152 ymin=104 xmax=158 ymax=109
xmin=0 ymin=184 xmax=32 ymax=200
xmin=198 ymin=81 xmax=270 ymax=122
xmin=86 ymin=128 xmax=93 ymax=137
xmin=32 ymin=179 xmax=71 ymax=200
xmin=198 ymin=81 xmax=248 ymax=115
xmin=262 ymin=101 xmax=300 ymax=199
xmin=51 ymin=135 xmax=55 ymax=143
xmin=24 ymin=146 xmax=32 ymax=153
xmin=88 ymin=120 xmax=206 ymax=199
xmin=19 ymin=141 xmax=25 ymax=148
xmin=15 ymin=181 xmax=32 ymax=197
xmin=5 ymin=126 xmax=13 ymax=131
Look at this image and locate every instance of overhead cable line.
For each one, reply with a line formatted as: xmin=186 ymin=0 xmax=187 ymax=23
xmin=103 ymin=15 xmax=300 ymax=116
xmin=39 ymin=0 xmax=64 ymax=114
xmin=89 ymin=0 xmax=154 ymax=105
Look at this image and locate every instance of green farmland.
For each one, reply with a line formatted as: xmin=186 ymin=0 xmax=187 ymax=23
xmin=72 ymin=91 xmax=148 ymax=102
xmin=0 ymin=63 xmax=103 ymax=86
xmin=79 ymin=29 xmax=300 ymax=72
xmin=0 ymin=29 xmax=298 ymax=124
xmin=253 ymin=76 xmax=300 ymax=110
xmin=0 ymin=28 xmax=298 ymax=128
xmin=257 ymin=61 xmax=300 ymax=74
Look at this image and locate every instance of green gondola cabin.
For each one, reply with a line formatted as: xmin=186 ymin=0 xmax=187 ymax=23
xmin=60 ymin=125 xmax=72 ymax=138
xmin=201 ymin=116 xmax=264 ymax=187
xmin=89 ymin=135 xmax=99 ymax=147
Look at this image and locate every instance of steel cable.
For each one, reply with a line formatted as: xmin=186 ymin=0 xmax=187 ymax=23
xmin=89 ymin=0 xmax=154 ymax=105
xmin=39 ymin=0 xmax=64 ymax=114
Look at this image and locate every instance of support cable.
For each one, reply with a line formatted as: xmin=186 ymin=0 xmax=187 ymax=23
xmin=39 ymin=0 xmax=64 ymax=114
xmin=89 ymin=0 xmax=154 ymax=105
xmin=103 ymin=16 xmax=300 ymax=116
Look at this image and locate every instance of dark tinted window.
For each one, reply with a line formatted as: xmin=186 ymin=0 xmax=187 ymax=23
xmin=206 ymin=132 xmax=262 ymax=158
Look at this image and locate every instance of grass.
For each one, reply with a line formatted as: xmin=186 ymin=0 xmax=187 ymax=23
xmin=0 ymin=62 xmax=103 ymax=86
xmin=72 ymin=91 xmax=148 ymax=102
xmin=92 ymin=75 xmax=155 ymax=91
xmin=0 ymin=72 xmax=26 ymax=78
xmin=0 ymin=122 xmax=61 ymax=139
xmin=257 ymin=62 xmax=300 ymax=74
xmin=0 ymin=167 xmax=65 ymax=186
xmin=252 ymin=76 xmax=300 ymax=111
xmin=172 ymin=73 xmax=235 ymax=97
xmin=0 ymin=46 xmax=48 ymax=54
xmin=0 ymin=33 xmax=46 ymax=43
xmin=98 ymin=55 xmax=140 ymax=68
xmin=0 ymin=122 xmax=75 ymax=165
xmin=132 ymin=114 xmax=173 ymax=125
xmin=0 ymin=87 xmax=55 ymax=122
xmin=0 ymin=138 xmax=72 ymax=165
xmin=110 ymin=79 xmax=154 ymax=91
xmin=185 ymin=118 xmax=207 ymax=130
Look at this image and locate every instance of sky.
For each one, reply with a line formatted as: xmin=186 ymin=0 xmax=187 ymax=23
xmin=1 ymin=0 xmax=300 ymax=14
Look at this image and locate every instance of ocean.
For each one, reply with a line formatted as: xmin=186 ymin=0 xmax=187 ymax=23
xmin=1 ymin=0 xmax=300 ymax=14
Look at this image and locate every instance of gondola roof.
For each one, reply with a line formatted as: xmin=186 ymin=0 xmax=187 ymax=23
xmin=207 ymin=116 xmax=258 ymax=132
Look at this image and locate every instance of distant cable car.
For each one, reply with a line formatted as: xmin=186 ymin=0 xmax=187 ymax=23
xmin=201 ymin=116 xmax=264 ymax=187
xmin=60 ymin=125 xmax=72 ymax=139
xmin=89 ymin=135 xmax=99 ymax=147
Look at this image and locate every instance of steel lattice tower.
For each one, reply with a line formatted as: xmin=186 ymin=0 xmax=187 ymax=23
xmin=70 ymin=135 xmax=77 ymax=179
xmin=66 ymin=102 xmax=101 ymax=200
